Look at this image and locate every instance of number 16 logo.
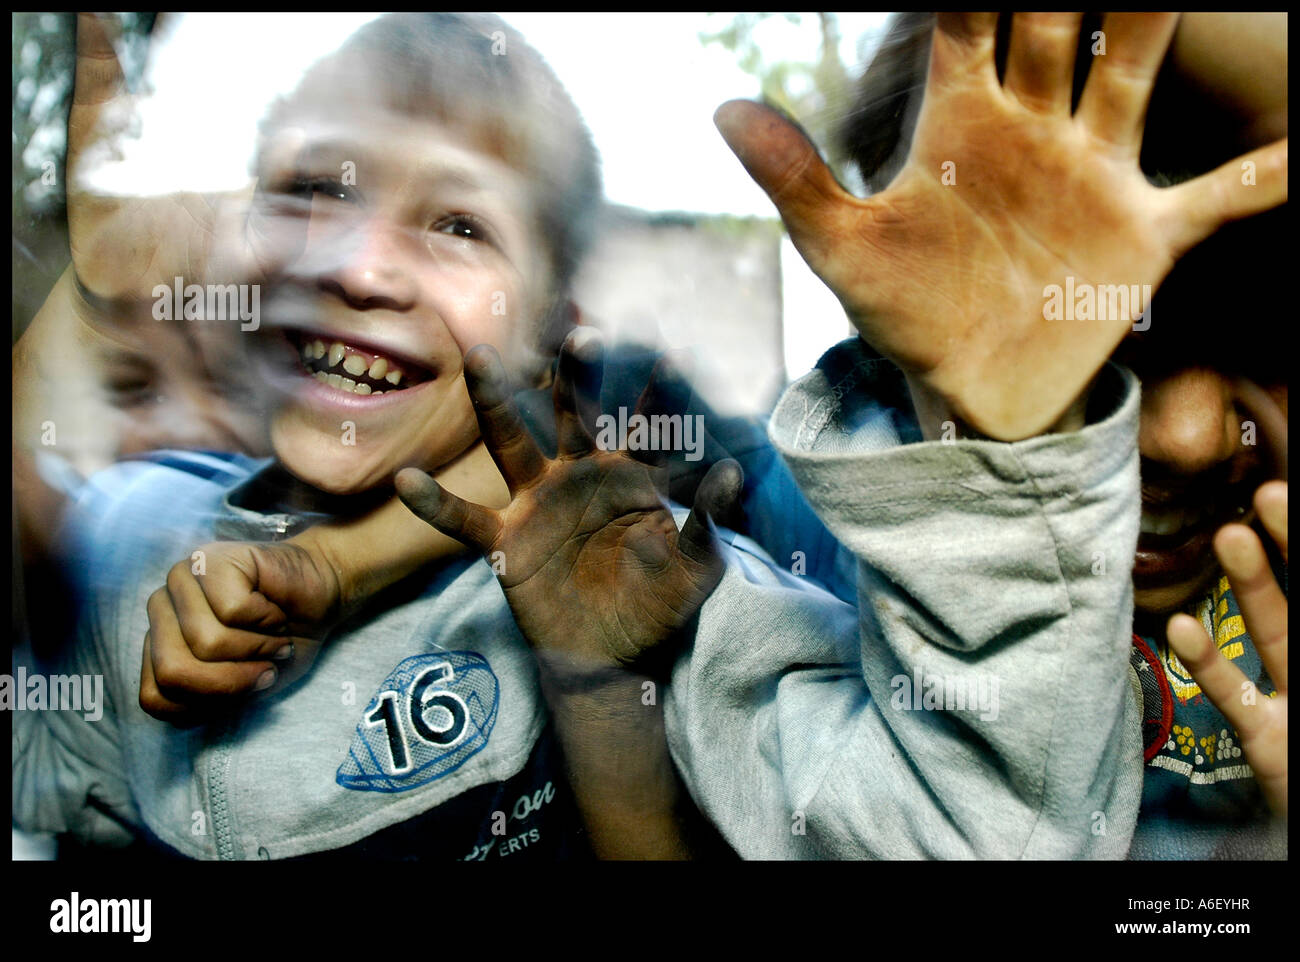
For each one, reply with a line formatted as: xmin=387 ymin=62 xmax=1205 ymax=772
xmin=339 ymin=651 xmax=499 ymax=792
xmin=364 ymin=663 xmax=469 ymax=774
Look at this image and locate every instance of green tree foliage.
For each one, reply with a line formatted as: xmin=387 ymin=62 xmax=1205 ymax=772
xmin=699 ymin=13 xmax=857 ymax=187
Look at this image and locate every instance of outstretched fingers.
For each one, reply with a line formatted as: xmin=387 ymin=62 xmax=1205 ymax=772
xmin=1003 ymin=12 xmax=1084 ymax=114
xmin=713 ymin=100 xmax=854 ymax=277
xmin=630 ymin=352 xmax=695 ymax=469
xmin=462 ymin=344 xmax=547 ymax=493
xmin=1169 ymin=603 xmax=1288 ymax=817
xmin=73 ymin=13 xmax=127 ymax=97
xmin=553 ymin=327 xmax=604 ymax=459
xmin=69 ymin=13 xmax=131 ymax=187
xmin=395 ymin=468 xmax=503 ymax=554
xmin=930 ymin=13 xmax=999 ymax=90
xmin=1075 ymin=12 xmax=1180 ymax=152
xmin=677 ymin=459 xmax=744 ymax=574
xmin=71 ymin=14 xmax=127 ymax=108
xmin=1215 ymin=485 xmax=1288 ymax=695
xmin=1255 ymin=481 xmax=1287 ymax=564
xmin=1167 ymin=485 xmax=1290 ymax=729
xmin=1166 ymin=613 xmax=1263 ymax=738
xmin=1164 ymin=138 xmax=1288 ymax=258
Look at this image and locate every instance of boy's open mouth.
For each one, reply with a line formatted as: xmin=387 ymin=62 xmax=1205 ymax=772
xmin=1133 ymin=479 xmax=1256 ymax=587
xmin=287 ymin=331 xmax=434 ymax=396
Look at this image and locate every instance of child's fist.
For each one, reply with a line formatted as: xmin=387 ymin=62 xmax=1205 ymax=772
xmin=139 ymin=540 xmax=343 ymax=724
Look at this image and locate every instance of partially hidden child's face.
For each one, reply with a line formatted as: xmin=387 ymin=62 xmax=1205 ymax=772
xmin=1129 ymin=366 xmax=1285 ymax=615
xmin=1119 ymin=243 xmax=1287 ymax=616
xmin=245 ymin=102 xmax=552 ymax=495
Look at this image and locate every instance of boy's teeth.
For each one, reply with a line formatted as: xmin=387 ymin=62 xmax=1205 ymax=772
xmin=1140 ymin=507 xmax=1200 ymax=537
xmin=299 ymin=335 xmax=413 ymax=393
xmin=311 ymin=365 xmax=387 ymax=396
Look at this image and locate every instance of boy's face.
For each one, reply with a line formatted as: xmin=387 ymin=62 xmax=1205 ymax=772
xmin=1120 ymin=226 xmax=1287 ymax=616
xmin=1127 ymin=363 xmax=1285 ymax=615
xmin=97 ymin=311 xmax=269 ymax=463
xmin=245 ymin=100 xmax=552 ymax=495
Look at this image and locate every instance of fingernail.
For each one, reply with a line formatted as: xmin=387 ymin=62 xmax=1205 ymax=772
xmin=254 ymin=669 xmax=276 ymax=692
xmin=273 ymin=644 xmax=294 ymax=662
xmin=713 ymin=101 xmax=743 ymax=134
xmin=1216 ymin=533 xmax=1255 ymax=573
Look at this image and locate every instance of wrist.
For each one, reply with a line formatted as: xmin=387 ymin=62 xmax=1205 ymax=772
xmin=534 ymin=649 xmax=637 ymax=698
xmin=905 ymin=377 xmax=987 ymax=443
xmin=285 ymin=528 xmax=353 ymax=622
xmin=539 ymin=662 xmax=670 ymax=763
xmin=905 ymin=373 xmax=1091 ymax=442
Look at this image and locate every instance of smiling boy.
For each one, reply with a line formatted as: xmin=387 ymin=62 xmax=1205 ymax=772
xmin=243 ymin=14 xmax=595 ymax=498
xmin=16 ymin=12 xmax=1157 ymax=861
xmin=15 ymin=13 xmax=610 ymax=859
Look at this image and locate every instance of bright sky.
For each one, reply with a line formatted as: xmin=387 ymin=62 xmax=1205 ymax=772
xmin=504 ymin=13 xmax=891 ymax=215
xmin=114 ymin=11 xmax=889 ymax=215
xmin=99 ymin=12 xmax=892 ymax=378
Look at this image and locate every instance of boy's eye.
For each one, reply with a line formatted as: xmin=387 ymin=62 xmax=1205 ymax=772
xmin=105 ymin=375 xmax=162 ymax=409
xmin=287 ymin=176 xmax=354 ymax=203
xmin=433 ymin=214 xmax=491 ymax=244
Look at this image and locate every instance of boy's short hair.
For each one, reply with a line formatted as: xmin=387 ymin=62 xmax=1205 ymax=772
xmin=257 ymin=13 xmax=603 ymax=352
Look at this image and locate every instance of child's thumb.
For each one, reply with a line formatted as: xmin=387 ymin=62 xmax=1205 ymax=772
xmin=713 ymin=100 xmax=849 ymax=273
